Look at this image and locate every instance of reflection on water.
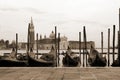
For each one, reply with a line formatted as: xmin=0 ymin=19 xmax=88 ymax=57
xmin=0 ymin=49 xmax=118 ymax=67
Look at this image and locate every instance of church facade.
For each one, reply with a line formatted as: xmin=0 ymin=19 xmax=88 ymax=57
xmin=34 ymin=31 xmax=69 ymax=50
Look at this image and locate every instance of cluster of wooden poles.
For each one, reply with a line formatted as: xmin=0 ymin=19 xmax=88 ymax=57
xmin=14 ymin=25 xmax=119 ymax=67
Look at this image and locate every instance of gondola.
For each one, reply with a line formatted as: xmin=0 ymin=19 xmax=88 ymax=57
xmin=0 ymin=48 xmax=27 ymax=67
xmin=88 ymin=46 xmax=107 ymax=67
xmin=111 ymin=58 xmax=120 ymax=67
xmin=62 ymin=47 xmax=80 ymax=67
xmin=27 ymin=47 xmax=55 ymax=67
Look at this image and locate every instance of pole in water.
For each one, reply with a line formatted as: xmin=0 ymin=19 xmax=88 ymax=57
xmin=118 ymin=8 xmax=120 ymax=64
xmin=101 ymin=32 xmax=103 ymax=55
xmin=27 ymin=23 xmax=30 ymax=58
xmin=108 ymin=29 xmax=110 ymax=66
xmin=55 ymin=26 xmax=57 ymax=67
xmin=83 ymin=26 xmax=88 ymax=67
xmin=79 ymin=32 xmax=81 ymax=66
xmin=119 ymin=8 xmax=120 ymax=31
xmin=26 ymin=24 xmax=30 ymax=66
xmin=118 ymin=31 xmax=120 ymax=64
xmin=36 ymin=33 xmax=38 ymax=59
xmin=83 ymin=26 xmax=85 ymax=67
xmin=16 ymin=33 xmax=18 ymax=58
xmin=113 ymin=25 xmax=116 ymax=62
xmin=58 ymin=33 xmax=60 ymax=66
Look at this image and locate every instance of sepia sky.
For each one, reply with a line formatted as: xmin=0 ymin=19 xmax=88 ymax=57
xmin=0 ymin=0 xmax=120 ymax=48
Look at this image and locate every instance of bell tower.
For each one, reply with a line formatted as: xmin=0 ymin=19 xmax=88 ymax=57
xmin=29 ymin=17 xmax=35 ymax=49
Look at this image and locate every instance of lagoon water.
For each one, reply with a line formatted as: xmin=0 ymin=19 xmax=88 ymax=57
xmin=0 ymin=49 xmax=118 ymax=67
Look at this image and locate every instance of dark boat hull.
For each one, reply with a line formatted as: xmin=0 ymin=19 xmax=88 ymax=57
xmin=111 ymin=59 xmax=120 ymax=67
xmin=0 ymin=59 xmax=27 ymax=67
xmin=88 ymin=55 xmax=107 ymax=67
xmin=27 ymin=54 xmax=54 ymax=67
xmin=88 ymin=49 xmax=107 ymax=67
xmin=62 ymin=54 xmax=79 ymax=67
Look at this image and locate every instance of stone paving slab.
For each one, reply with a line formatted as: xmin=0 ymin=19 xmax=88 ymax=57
xmin=0 ymin=67 xmax=120 ymax=80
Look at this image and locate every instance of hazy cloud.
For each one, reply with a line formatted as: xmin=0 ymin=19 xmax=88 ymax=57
xmin=22 ymin=7 xmax=46 ymax=14
xmin=70 ymin=19 xmax=110 ymax=28
xmin=0 ymin=7 xmax=46 ymax=14
xmin=53 ymin=18 xmax=109 ymax=28
xmin=53 ymin=20 xmax=69 ymax=25
xmin=0 ymin=7 xmax=19 ymax=12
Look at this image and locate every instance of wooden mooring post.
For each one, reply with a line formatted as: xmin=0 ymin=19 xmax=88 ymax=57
xmin=55 ymin=26 xmax=57 ymax=67
xmin=108 ymin=29 xmax=110 ymax=66
xmin=113 ymin=25 xmax=116 ymax=62
xmin=83 ymin=26 xmax=88 ymax=67
xmin=118 ymin=8 xmax=120 ymax=64
xmin=79 ymin=32 xmax=81 ymax=66
xmin=118 ymin=31 xmax=120 ymax=64
xmin=36 ymin=33 xmax=38 ymax=59
xmin=83 ymin=27 xmax=85 ymax=67
xmin=27 ymin=24 xmax=30 ymax=52
xmin=101 ymin=32 xmax=103 ymax=55
xmin=57 ymin=33 xmax=60 ymax=66
xmin=16 ymin=33 xmax=18 ymax=57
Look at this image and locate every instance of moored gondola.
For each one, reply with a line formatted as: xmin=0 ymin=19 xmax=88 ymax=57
xmin=111 ymin=58 xmax=120 ymax=67
xmin=88 ymin=46 xmax=107 ymax=67
xmin=27 ymin=47 xmax=55 ymax=67
xmin=62 ymin=47 xmax=80 ymax=67
xmin=0 ymin=48 xmax=27 ymax=67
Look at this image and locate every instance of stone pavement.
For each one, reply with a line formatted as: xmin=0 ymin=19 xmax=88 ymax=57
xmin=0 ymin=67 xmax=120 ymax=80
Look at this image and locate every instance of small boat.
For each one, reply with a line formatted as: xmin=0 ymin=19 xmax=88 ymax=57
xmin=88 ymin=46 xmax=107 ymax=67
xmin=62 ymin=47 xmax=80 ymax=67
xmin=27 ymin=47 xmax=55 ymax=67
xmin=0 ymin=48 xmax=27 ymax=67
xmin=111 ymin=58 xmax=120 ymax=67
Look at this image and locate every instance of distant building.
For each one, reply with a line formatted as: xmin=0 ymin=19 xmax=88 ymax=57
xmin=18 ymin=31 xmax=95 ymax=50
xmin=0 ymin=39 xmax=6 ymax=49
xmin=37 ymin=31 xmax=56 ymax=49
xmin=68 ymin=41 xmax=95 ymax=49
xmin=0 ymin=44 xmax=6 ymax=49
xmin=38 ymin=38 xmax=55 ymax=50
xmin=18 ymin=42 xmax=27 ymax=49
xmin=28 ymin=17 xmax=35 ymax=49
xmin=35 ymin=31 xmax=68 ymax=50
xmin=60 ymin=36 xmax=68 ymax=50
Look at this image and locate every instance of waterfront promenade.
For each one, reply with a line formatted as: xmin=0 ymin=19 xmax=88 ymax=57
xmin=0 ymin=67 xmax=120 ymax=80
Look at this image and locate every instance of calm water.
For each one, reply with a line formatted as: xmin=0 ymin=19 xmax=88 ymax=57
xmin=0 ymin=49 xmax=118 ymax=67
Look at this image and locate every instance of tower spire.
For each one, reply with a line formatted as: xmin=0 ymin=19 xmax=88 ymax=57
xmin=31 ymin=17 xmax=33 ymax=25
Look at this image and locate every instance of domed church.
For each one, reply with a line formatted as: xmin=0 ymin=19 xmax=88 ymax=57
xmin=36 ymin=31 xmax=68 ymax=50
